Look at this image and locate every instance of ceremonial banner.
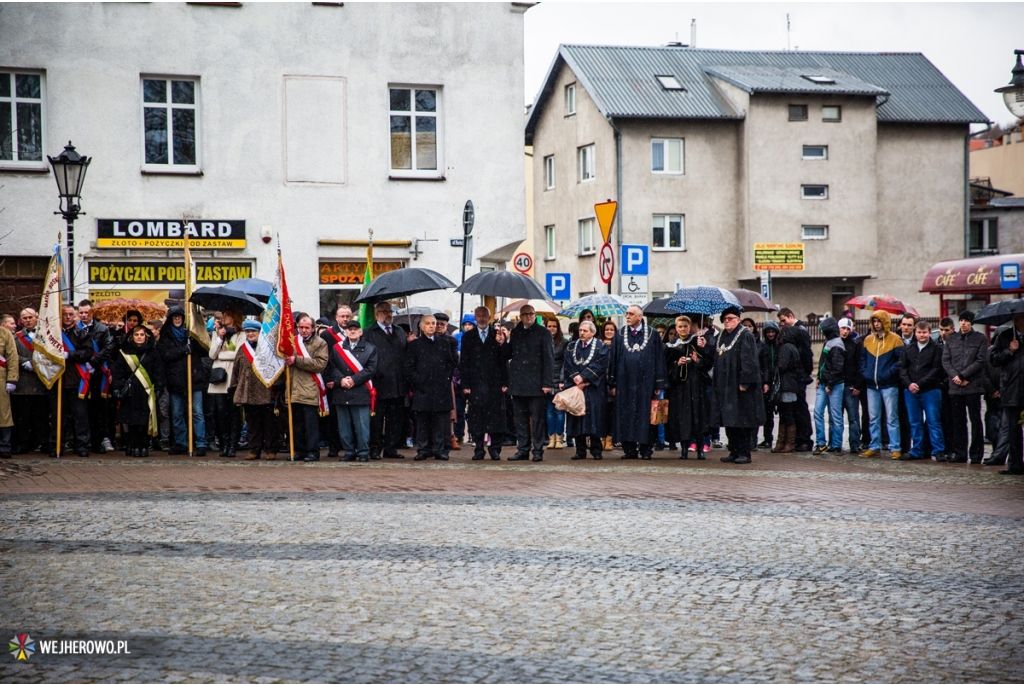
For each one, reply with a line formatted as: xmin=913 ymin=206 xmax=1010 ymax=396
xmin=33 ymin=245 xmax=66 ymax=389
xmin=184 ymin=234 xmax=211 ymax=350
xmin=357 ymin=242 xmax=375 ymax=329
xmin=253 ymin=254 xmax=292 ymax=387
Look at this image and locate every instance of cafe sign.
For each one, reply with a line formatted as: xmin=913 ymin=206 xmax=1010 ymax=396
xmin=96 ymin=219 xmax=246 ymax=248
xmin=88 ymin=261 xmax=253 ymax=285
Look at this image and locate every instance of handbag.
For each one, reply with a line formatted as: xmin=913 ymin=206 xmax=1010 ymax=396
xmin=650 ymin=399 xmax=669 ymax=425
xmin=766 ymin=369 xmax=781 ymax=404
xmin=209 ymin=367 xmax=228 ymax=384
xmin=553 ymin=386 xmax=586 ymax=417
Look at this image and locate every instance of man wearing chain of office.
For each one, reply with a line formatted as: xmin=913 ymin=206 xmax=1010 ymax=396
xmin=608 ymin=305 xmax=667 ymax=459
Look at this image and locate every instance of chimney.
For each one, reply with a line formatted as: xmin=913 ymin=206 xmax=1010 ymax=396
xmin=690 ymin=19 xmax=697 ymax=48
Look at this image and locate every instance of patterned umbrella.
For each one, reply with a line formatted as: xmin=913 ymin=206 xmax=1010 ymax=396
xmin=846 ymin=294 xmax=919 ymax=318
xmin=91 ymin=298 xmax=168 ymax=324
xmin=666 ymin=286 xmax=743 ymax=316
xmin=558 ymin=294 xmax=629 ymax=319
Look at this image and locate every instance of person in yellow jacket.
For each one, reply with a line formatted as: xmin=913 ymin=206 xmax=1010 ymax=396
xmin=0 ymin=323 xmax=20 ymax=458
xmin=286 ymin=314 xmax=329 ymax=461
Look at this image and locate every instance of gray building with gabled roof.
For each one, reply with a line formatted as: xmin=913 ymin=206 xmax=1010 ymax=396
xmin=527 ymin=44 xmax=988 ymax=318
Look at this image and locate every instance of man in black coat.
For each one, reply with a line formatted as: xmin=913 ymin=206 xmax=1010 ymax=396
xmin=318 ymin=304 xmax=353 ymax=458
xmin=361 ymin=301 xmax=407 ymax=459
xmin=156 ymin=306 xmax=209 ymax=455
xmin=988 ymin=315 xmax=1024 ymax=476
xmin=48 ymin=305 xmax=94 ymax=457
xmin=501 ymin=305 xmax=554 ymax=462
xmin=459 ymin=306 xmax=508 ymax=460
xmin=325 ymin=320 xmax=378 ymax=462
xmin=899 ymin=320 xmax=947 ymax=460
xmin=778 ymin=307 xmax=814 ymax=451
xmin=404 ymin=315 xmax=457 ymax=461
xmin=942 ymin=310 xmax=989 ymax=463
xmin=715 ymin=306 xmax=766 ymax=464
xmin=77 ymin=299 xmax=116 ymax=453
xmin=838 ymin=318 xmax=865 ymax=454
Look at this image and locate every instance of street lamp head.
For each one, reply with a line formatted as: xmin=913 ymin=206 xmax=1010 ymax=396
xmin=47 ymin=140 xmax=91 ymax=204
xmin=994 ymin=49 xmax=1024 ymax=119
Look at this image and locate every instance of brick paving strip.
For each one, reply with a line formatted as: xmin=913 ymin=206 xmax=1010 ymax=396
xmin=3 ymin=449 xmax=1022 ymax=517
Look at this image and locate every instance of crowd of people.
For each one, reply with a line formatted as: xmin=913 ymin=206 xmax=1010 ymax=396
xmin=0 ymin=297 xmax=1021 ymax=476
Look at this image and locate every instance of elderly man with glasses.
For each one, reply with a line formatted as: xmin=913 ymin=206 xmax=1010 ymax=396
xmin=714 ymin=306 xmax=766 ymax=464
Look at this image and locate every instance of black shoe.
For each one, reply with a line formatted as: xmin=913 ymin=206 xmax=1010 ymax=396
xmin=383 ymin=452 xmax=405 ymax=459
xmin=667 ymin=443 xmax=678 ymax=450
xmin=304 ymin=453 xmax=320 ymax=462
xmin=999 ymin=468 xmax=1024 ymax=475
xmin=696 ymin=453 xmax=705 ymax=460
xmin=679 ymin=452 xmax=688 ymax=460
xmin=0 ymin=451 xmax=10 ymax=459
xmin=969 ymin=458 xmax=982 ymax=465
xmin=720 ymin=453 xmax=738 ymax=463
xmin=168 ymin=445 xmax=186 ymax=455
xmin=531 ymin=455 xmax=543 ymax=462
xmin=340 ymin=455 xmax=357 ymax=462
xmin=195 ymin=447 xmax=207 ymax=457
xmin=507 ymin=453 xmax=530 ymax=461
xmin=219 ymin=446 xmax=229 ymax=457
xmin=414 ymin=454 xmax=431 ymax=461
xmin=934 ymin=453 xmax=947 ymax=463
xmin=981 ymin=457 xmax=1003 ymax=466
xmin=947 ymin=455 xmax=968 ymax=463
xmin=76 ymin=448 xmax=90 ymax=458
xmin=328 ymin=452 xmax=339 ymax=459
xmin=620 ymin=454 xmax=638 ymax=460
xmin=472 ymin=454 xmax=485 ymax=460
xmin=571 ymin=454 xmax=586 ymax=460
xmin=593 ymin=454 xmax=602 ymax=460
xmin=757 ymin=440 xmax=772 ymax=450
xmin=48 ymin=450 xmax=58 ymax=458
xmin=640 ymin=454 xmax=651 ymax=460
xmin=490 ymin=455 xmax=502 ymax=460
xmin=225 ymin=448 xmax=236 ymax=458
xmin=733 ymin=454 xmax=752 ymax=464
xmin=358 ymin=456 xmax=369 ymax=463
xmin=654 ymin=443 xmax=665 ymax=451
xmin=829 ymin=447 xmax=844 ymax=455
xmin=140 ymin=447 xmax=149 ymax=458
xmin=435 ymin=454 xmax=449 ymax=461
xmin=131 ymin=448 xmax=141 ymax=458
xmin=899 ymin=453 xmax=916 ymax=461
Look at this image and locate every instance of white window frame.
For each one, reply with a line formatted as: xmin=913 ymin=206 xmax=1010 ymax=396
xmin=544 ymin=154 xmax=554 ymax=190
xmin=802 ymin=225 xmax=829 ymax=240
xmin=565 ymin=83 xmax=576 ymax=115
xmin=544 ymin=225 xmax=556 ymax=260
xmin=0 ymin=69 xmax=47 ymax=171
xmin=578 ymin=144 xmax=595 ymax=183
xmin=652 ymin=214 xmax=685 ymax=251
xmin=140 ymin=75 xmax=201 ymax=174
xmin=802 ymin=145 xmax=828 ymax=160
xmin=822 ymin=105 xmax=842 ymax=122
xmin=651 ymin=138 xmax=684 ymax=174
xmin=577 ymin=218 xmax=595 ymax=255
xmin=801 ymin=184 xmax=829 ymax=200
xmin=388 ymin=84 xmax=444 ymax=179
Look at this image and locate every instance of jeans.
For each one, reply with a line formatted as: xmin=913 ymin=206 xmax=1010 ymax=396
xmin=842 ymin=387 xmax=862 ymax=451
xmin=867 ymin=386 xmax=900 ymax=451
xmin=336 ymin=404 xmax=371 ymax=457
xmin=170 ymin=391 xmax=207 ymax=449
xmin=545 ymin=395 xmax=566 ymax=436
xmin=814 ymin=382 xmax=845 ymax=449
xmin=904 ymin=388 xmax=945 ymax=458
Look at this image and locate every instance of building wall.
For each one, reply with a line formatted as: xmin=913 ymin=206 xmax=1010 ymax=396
xmin=531 ymin=62 xmax=617 ymax=299
xmin=874 ymin=123 xmax=968 ymax=317
xmin=970 ymin=132 xmax=1024 ymax=197
xmin=0 ymin=2 xmax=527 ymax=316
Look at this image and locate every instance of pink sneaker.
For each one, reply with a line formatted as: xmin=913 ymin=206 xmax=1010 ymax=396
xmin=688 ymin=442 xmax=697 ymax=452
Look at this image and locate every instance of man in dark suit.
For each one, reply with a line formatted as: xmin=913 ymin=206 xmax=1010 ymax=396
xmin=404 ymin=315 xmax=457 ymax=461
xmin=501 ymin=305 xmax=554 ymax=462
xmin=459 ymin=306 xmax=508 ymax=460
xmin=361 ymin=301 xmax=407 ymax=459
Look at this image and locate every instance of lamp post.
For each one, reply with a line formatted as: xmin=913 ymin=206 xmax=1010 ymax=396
xmin=995 ymin=49 xmax=1024 ymax=119
xmin=47 ymin=141 xmax=91 ymax=303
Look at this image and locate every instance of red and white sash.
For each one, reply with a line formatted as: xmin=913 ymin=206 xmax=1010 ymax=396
xmin=296 ymin=335 xmax=328 ymax=415
xmin=240 ymin=340 xmax=256 ymax=364
xmin=335 ymin=339 xmax=376 ymax=414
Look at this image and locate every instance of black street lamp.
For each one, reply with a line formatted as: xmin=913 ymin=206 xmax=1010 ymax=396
xmin=47 ymin=141 xmax=91 ymax=303
xmin=995 ymin=49 xmax=1024 ymax=119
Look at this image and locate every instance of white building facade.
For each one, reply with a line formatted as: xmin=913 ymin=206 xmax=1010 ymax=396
xmin=0 ymin=2 xmax=528 ymax=319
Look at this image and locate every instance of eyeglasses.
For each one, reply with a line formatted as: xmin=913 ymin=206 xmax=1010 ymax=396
xmin=521 ymin=312 xmax=536 ymax=317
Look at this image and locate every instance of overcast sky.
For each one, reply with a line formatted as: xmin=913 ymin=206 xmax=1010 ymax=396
xmin=523 ymin=2 xmax=1024 ymax=128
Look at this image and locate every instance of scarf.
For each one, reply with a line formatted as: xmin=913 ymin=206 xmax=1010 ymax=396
xmin=336 ymin=339 xmax=376 ymax=414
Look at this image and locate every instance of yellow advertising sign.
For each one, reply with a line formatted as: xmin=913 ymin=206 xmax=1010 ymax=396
xmin=319 ymin=261 xmax=404 ymax=285
xmin=754 ymin=243 xmax=805 ymax=271
xmin=594 ymin=200 xmax=618 ymax=245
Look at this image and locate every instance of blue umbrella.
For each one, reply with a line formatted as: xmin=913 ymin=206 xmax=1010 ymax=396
xmin=666 ymin=286 xmax=743 ymax=316
xmin=225 ymin=277 xmax=274 ymax=302
xmin=558 ymin=294 xmax=629 ymax=319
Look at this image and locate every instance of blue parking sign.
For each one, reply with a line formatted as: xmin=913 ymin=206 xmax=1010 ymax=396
xmin=546 ymin=272 xmax=571 ymax=300
xmin=620 ymin=245 xmax=649 ymax=275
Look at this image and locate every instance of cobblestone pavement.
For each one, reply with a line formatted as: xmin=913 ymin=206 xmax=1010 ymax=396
xmin=2 ymin=447 xmax=1023 ymax=682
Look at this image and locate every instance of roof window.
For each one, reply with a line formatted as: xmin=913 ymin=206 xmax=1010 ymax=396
xmin=801 ymin=75 xmax=836 ymax=85
xmin=656 ymin=75 xmax=685 ymax=91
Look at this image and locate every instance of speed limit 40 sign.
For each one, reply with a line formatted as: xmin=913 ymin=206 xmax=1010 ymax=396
xmin=513 ymin=252 xmax=533 ymax=274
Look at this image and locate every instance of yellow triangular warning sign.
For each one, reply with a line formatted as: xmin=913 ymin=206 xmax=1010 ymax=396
xmin=594 ymin=200 xmax=617 ymax=244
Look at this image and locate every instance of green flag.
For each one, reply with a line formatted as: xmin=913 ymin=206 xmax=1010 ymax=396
xmin=358 ymin=244 xmax=375 ymax=328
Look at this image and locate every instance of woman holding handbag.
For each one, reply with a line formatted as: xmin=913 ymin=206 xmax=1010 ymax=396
xmin=111 ymin=326 xmax=163 ymax=458
xmin=664 ymin=316 xmax=714 ymax=460
xmin=561 ymin=320 xmax=610 ymax=460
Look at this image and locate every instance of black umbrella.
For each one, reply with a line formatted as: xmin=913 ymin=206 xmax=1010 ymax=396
xmin=972 ymin=298 xmax=1024 ymax=326
xmin=355 ymin=268 xmax=456 ymax=304
xmin=731 ymin=288 xmax=780 ymax=313
xmin=643 ymin=297 xmax=675 ymax=317
xmin=224 ymin=277 xmax=274 ymax=302
xmin=188 ymin=286 xmax=265 ymax=316
xmin=455 ymin=270 xmax=550 ymax=300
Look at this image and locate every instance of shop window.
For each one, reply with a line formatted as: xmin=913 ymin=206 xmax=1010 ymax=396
xmin=142 ymin=76 xmax=200 ymax=173
xmin=0 ymin=70 xmax=45 ymax=170
xmin=969 ymin=218 xmax=998 ymax=256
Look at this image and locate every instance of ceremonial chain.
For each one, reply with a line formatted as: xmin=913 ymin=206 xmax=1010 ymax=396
xmin=621 ymin=324 xmax=654 ymax=353
xmin=717 ymin=330 xmax=742 ymax=356
xmin=572 ymin=339 xmax=597 ymax=366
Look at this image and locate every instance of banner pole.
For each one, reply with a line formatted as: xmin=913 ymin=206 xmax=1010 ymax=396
xmin=56 ymin=376 xmax=63 ymax=459
xmin=187 ymin=353 xmax=194 ymax=456
xmin=286 ymin=366 xmax=295 ymax=461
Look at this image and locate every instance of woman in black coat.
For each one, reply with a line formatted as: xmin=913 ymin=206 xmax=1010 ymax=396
xmin=664 ymin=316 xmax=714 ymax=459
xmin=772 ymin=326 xmax=809 ymax=453
xmin=111 ymin=326 xmax=164 ymax=457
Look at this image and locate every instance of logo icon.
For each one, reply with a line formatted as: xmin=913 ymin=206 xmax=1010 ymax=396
xmin=10 ymin=634 xmax=35 ymax=661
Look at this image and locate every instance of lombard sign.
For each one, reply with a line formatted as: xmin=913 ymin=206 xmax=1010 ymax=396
xmin=96 ymin=219 xmax=246 ymax=248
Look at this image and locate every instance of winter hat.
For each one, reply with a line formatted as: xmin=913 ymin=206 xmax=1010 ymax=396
xmin=242 ymin=320 xmax=261 ymax=332
xmin=838 ymin=317 xmax=854 ymax=330
xmin=959 ymin=310 xmax=975 ymax=323
xmin=720 ymin=306 xmax=742 ymax=322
